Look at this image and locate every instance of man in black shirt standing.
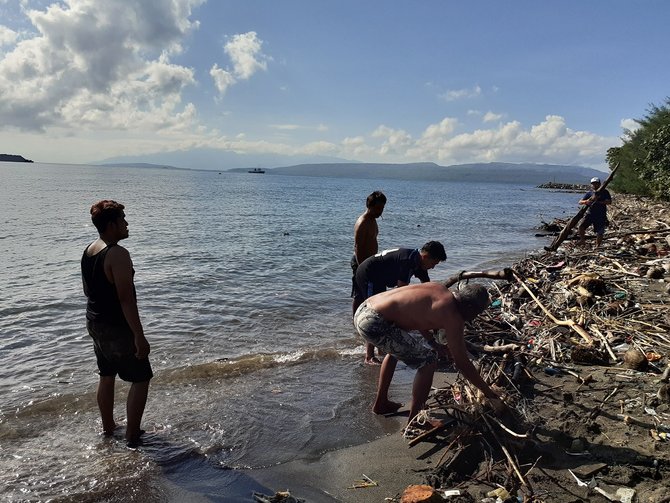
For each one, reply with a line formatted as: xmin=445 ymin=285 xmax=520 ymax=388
xmin=81 ymin=200 xmax=152 ymax=447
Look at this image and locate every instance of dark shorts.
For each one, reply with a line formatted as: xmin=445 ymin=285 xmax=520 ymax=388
xmin=581 ymin=214 xmax=607 ymax=236
xmin=350 ymin=254 xmax=358 ymax=298
xmin=87 ymin=319 xmax=153 ymax=383
xmin=353 ymin=279 xmax=386 ymax=302
xmin=354 ymin=301 xmax=437 ymax=369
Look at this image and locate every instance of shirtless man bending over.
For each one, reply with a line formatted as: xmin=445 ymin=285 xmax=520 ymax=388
xmin=354 ymin=281 xmax=503 ymax=424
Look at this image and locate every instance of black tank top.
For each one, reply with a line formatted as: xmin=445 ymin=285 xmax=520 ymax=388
xmin=81 ymin=243 xmax=133 ymax=324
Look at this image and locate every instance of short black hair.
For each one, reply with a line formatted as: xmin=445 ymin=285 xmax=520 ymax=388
xmin=421 ymin=241 xmax=447 ymax=261
xmin=366 ymin=191 xmax=387 ymax=208
xmin=452 ymin=284 xmax=490 ymax=321
xmin=90 ymin=200 xmax=125 ymax=233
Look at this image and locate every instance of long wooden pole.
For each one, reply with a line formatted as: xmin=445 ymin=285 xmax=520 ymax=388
xmin=441 ymin=269 xmax=514 ymax=288
xmin=545 ymin=163 xmax=619 ymax=251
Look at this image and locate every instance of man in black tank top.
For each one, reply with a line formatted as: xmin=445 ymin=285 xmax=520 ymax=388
xmin=81 ymin=200 xmax=152 ymax=447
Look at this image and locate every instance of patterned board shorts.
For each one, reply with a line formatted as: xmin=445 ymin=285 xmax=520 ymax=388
xmin=354 ymin=301 xmax=437 ymax=369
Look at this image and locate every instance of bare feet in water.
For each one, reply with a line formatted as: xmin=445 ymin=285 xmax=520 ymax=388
xmin=102 ymin=424 xmax=119 ymax=436
xmin=373 ymin=399 xmax=403 ymax=415
xmin=365 ymin=356 xmax=383 ymax=365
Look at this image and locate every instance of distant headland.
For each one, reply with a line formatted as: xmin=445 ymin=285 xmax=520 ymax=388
xmin=0 ymin=154 xmax=33 ymax=163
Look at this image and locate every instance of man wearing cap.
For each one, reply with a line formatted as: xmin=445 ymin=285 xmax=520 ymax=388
xmin=578 ymin=177 xmax=612 ymax=248
xmin=354 ymin=281 xmax=504 ymax=425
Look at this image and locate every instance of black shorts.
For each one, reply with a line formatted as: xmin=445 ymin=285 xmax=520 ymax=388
xmin=87 ymin=319 xmax=153 ymax=383
xmin=350 ymin=254 xmax=358 ymax=297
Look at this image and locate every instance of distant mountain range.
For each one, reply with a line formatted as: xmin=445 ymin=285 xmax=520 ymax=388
xmin=95 ymin=147 xmax=607 ymax=184
xmin=97 ymin=147 xmax=350 ymax=171
xmin=230 ymin=162 xmax=606 ymax=185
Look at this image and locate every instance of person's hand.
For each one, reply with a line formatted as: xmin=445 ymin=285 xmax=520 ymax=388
xmin=435 ymin=342 xmax=451 ymax=359
xmin=134 ymin=336 xmax=150 ymax=359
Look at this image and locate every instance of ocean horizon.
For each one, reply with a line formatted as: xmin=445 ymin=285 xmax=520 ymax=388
xmin=0 ymin=161 xmax=580 ymax=501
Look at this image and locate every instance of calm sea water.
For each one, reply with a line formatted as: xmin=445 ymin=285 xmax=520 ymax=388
xmin=0 ymin=162 xmax=578 ymax=501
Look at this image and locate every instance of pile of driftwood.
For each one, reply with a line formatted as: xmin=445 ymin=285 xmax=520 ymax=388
xmin=401 ymin=193 xmax=670 ymax=502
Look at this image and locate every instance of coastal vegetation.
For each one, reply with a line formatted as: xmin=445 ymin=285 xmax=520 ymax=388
xmin=607 ymin=97 xmax=670 ymax=200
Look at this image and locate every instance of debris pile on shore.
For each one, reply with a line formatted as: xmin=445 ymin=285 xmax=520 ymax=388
xmin=410 ymin=194 xmax=670 ymax=503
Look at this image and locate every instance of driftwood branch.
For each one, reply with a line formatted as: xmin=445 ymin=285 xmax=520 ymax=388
xmin=545 ymin=163 xmax=619 ymax=251
xmin=442 ymin=268 xmax=514 ymax=288
xmin=512 ymin=271 xmax=594 ymax=345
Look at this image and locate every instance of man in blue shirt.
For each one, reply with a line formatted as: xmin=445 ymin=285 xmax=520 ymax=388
xmin=577 ymin=177 xmax=612 ymax=249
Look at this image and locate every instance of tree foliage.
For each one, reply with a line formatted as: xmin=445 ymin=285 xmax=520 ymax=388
xmin=607 ymin=98 xmax=670 ymax=200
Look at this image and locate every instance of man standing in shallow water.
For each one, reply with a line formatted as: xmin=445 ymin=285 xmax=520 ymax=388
xmin=81 ymin=200 xmax=152 ymax=447
xmin=354 ymin=282 xmax=504 ymax=425
xmin=351 ymin=190 xmax=387 ymax=364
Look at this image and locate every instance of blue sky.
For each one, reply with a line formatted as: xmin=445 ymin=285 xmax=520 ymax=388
xmin=0 ymin=0 xmax=668 ymax=169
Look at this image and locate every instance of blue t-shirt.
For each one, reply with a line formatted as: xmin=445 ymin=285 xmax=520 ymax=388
xmin=357 ymin=247 xmax=429 ymax=287
xmin=583 ymin=189 xmax=611 ymax=221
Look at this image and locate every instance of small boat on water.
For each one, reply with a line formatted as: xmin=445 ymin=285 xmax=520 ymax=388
xmin=248 ymin=168 xmax=265 ymax=174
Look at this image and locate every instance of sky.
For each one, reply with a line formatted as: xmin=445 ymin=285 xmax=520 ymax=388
xmin=0 ymin=0 xmax=668 ymax=170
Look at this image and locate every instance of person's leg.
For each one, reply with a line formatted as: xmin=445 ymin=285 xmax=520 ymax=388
xmin=408 ymin=361 xmax=437 ymax=424
xmin=594 ymin=221 xmax=605 ymax=249
xmin=577 ymin=223 xmax=587 ymax=245
xmin=97 ymin=375 xmax=117 ymax=435
xmin=126 ymin=380 xmax=149 ymax=444
xmin=372 ymin=354 xmax=401 ymax=414
xmin=352 ymin=296 xmax=379 ymax=363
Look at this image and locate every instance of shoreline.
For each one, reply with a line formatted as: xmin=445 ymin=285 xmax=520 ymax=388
xmin=230 ymin=193 xmax=670 ymax=502
xmin=248 ymin=369 xmax=459 ymax=502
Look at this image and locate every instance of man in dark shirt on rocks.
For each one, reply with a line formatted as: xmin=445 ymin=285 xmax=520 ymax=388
xmin=81 ymin=200 xmax=152 ymax=447
xmin=578 ymin=176 xmax=612 ymax=249
xmin=353 ymin=241 xmax=446 ymax=363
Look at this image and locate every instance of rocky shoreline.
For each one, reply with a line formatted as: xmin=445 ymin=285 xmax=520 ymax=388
xmin=414 ymin=193 xmax=670 ymax=502
xmin=252 ymin=193 xmax=670 ymax=503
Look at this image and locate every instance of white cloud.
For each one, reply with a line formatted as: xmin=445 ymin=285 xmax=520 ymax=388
xmin=0 ymin=0 xmax=203 ymax=132
xmin=402 ymin=115 xmax=614 ymax=166
xmin=270 ymin=124 xmax=300 ymax=130
xmin=439 ymin=85 xmax=481 ymax=102
xmin=224 ymin=31 xmax=270 ymax=80
xmin=210 ymin=64 xmax=235 ymax=95
xmin=209 ymin=31 xmax=270 ymax=96
xmin=0 ymin=25 xmax=18 ymax=46
xmin=620 ymin=118 xmax=640 ymax=133
xmin=482 ymin=111 xmax=503 ymax=123
xmin=372 ymin=125 xmax=413 ymax=155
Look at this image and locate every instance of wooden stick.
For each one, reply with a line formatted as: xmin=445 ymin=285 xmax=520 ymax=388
xmin=512 ymin=271 xmax=593 ymax=345
xmin=590 ymin=326 xmax=617 ymax=362
xmin=482 ymin=415 xmax=527 ymax=486
xmin=436 ymin=433 xmax=465 ymax=467
xmin=441 ymin=269 xmax=514 ymax=288
xmin=546 ymin=163 xmax=619 ymax=251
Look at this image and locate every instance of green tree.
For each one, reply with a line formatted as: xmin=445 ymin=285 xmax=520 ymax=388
xmin=608 ymin=98 xmax=670 ymax=199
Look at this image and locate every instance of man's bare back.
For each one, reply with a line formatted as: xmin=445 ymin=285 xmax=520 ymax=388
xmin=366 ymin=282 xmax=457 ymax=332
